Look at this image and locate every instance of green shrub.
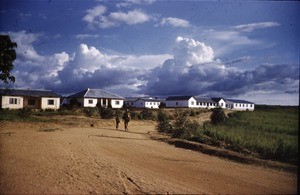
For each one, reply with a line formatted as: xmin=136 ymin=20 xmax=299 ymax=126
xmin=172 ymin=109 xmax=191 ymax=138
xmin=210 ymin=107 xmax=227 ymax=125
xmin=83 ymin=107 xmax=99 ymax=117
xmin=130 ymin=110 xmax=139 ymax=120
xmin=156 ymin=109 xmax=172 ymax=133
xmin=18 ymin=107 xmax=32 ymax=117
xmin=138 ymin=109 xmax=155 ymax=120
xmin=98 ymin=106 xmax=115 ymax=119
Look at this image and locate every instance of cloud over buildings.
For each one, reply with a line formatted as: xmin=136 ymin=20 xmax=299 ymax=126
xmin=3 ymin=31 xmax=299 ymax=105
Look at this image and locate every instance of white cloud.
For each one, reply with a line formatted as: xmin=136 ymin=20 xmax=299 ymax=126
xmin=117 ymin=0 xmax=156 ymax=8
xmin=201 ymin=29 xmax=261 ymax=57
xmin=158 ymin=17 xmax=190 ymax=28
xmin=75 ymin=34 xmax=100 ymax=39
xmin=109 ymin=9 xmax=150 ymax=25
xmin=3 ymin=32 xmax=298 ymax=105
xmin=174 ymin=36 xmax=214 ymax=66
xmin=83 ymin=5 xmax=151 ymax=29
xmin=83 ymin=5 xmax=107 ymax=23
xmin=54 ymin=43 xmax=170 ymax=93
xmin=7 ymin=30 xmax=45 ymax=62
xmin=234 ymin=22 xmax=280 ymax=32
xmin=3 ymin=31 xmax=71 ymax=89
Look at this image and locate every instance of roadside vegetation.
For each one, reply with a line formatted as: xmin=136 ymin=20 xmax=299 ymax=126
xmin=0 ymin=106 xmax=158 ymax=122
xmin=157 ymin=106 xmax=298 ymax=164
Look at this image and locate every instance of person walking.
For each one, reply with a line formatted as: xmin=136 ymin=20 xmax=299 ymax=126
xmin=115 ymin=113 xmax=120 ymax=130
xmin=122 ymin=109 xmax=131 ymax=131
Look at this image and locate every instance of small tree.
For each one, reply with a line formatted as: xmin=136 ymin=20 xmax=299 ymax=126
xmin=0 ymin=35 xmax=17 ymax=83
xmin=210 ymin=107 xmax=227 ymax=125
xmin=172 ymin=109 xmax=190 ymax=138
xmin=156 ymin=109 xmax=172 ymax=133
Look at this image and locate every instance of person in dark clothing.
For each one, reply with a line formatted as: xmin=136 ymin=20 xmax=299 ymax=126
xmin=122 ymin=109 xmax=131 ymax=131
xmin=115 ymin=114 xmax=120 ymax=130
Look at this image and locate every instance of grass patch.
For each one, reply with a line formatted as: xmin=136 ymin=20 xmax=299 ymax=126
xmin=202 ymin=108 xmax=298 ymax=163
xmin=157 ymin=106 xmax=298 ymax=164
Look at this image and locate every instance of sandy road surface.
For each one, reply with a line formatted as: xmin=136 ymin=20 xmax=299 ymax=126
xmin=0 ymin=119 xmax=297 ymax=194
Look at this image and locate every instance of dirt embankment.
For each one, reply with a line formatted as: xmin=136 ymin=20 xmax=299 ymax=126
xmin=0 ymin=116 xmax=297 ymax=194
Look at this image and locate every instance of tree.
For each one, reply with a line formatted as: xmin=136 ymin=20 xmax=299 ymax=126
xmin=210 ymin=107 xmax=227 ymax=125
xmin=0 ymin=35 xmax=17 ymax=84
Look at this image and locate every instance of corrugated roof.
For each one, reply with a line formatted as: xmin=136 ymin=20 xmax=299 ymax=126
xmin=195 ymin=97 xmax=216 ymax=103
xmin=0 ymin=88 xmax=60 ymax=97
xmin=166 ymin=95 xmax=194 ymax=101
xmin=225 ymin=99 xmax=254 ymax=104
xmin=137 ymin=97 xmax=163 ymax=102
xmin=68 ymin=88 xmax=124 ymax=99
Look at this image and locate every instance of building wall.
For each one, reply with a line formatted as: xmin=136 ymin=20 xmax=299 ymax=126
xmin=125 ymin=101 xmax=135 ymax=108
xmin=1 ymin=96 xmax=23 ymax=109
xmin=166 ymin=100 xmax=189 ymax=108
xmin=83 ymin=98 xmax=98 ymax=107
xmin=188 ymin=97 xmax=199 ymax=108
xmin=218 ymin=99 xmax=227 ymax=109
xmin=136 ymin=100 xmax=161 ymax=109
xmin=233 ymin=103 xmax=254 ymax=111
xmin=41 ymin=97 xmax=60 ymax=110
xmin=166 ymin=97 xmax=197 ymax=108
xmin=196 ymin=101 xmax=217 ymax=109
xmin=81 ymin=98 xmax=123 ymax=108
xmin=226 ymin=102 xmax=255 ymax=111
xmin=23 ymin=97 xmax=40 ymax=109
xmin=111 ymin=99 xmax=123 ymax=108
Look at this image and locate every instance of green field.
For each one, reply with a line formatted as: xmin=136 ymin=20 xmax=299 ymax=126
xmin=190 ymin=106 xmax=298 ymax=163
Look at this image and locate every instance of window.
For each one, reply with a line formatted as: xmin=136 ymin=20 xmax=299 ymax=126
xmin=176 ymin=102 xmax=178 ymax=106
xmin=88 ymin=99 xmax=93 ymax=104
xmin=115 ymin=100 xmax=120 ymax=105
xmin=191 ymin=101 xmax=194 ymax=105
xmin=28 ymin=99 xmax=35 ymax=105
xmin=9 ymin=98 xmax=18 ymax=104
xmin=48 ymin=99 xmax=54 ymax=105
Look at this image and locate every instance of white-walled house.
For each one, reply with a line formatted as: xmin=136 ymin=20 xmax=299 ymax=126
xmin=195 ymin=97 xmax=218 ymax=109
xmin=0 ymin=88 xmax=60 ymax=110
xmin=212 ymin=98 xmax=227 ymax=109
xmin=165 ymin=96 xmax=198 ymax=108
xmin=66 ymin=88 xmax=124 ymax=108
xmin=124 ymin=97 xmax=162 ymax=109
xmin=225 ymin=99 xmax=255 ymax=111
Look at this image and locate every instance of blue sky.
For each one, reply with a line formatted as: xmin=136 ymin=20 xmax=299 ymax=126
xmin=0 ymin=0 xmax=299 ymax=105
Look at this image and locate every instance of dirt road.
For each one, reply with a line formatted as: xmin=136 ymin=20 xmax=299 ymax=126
xmin=0 ymin=118 xmax=297 ymax=194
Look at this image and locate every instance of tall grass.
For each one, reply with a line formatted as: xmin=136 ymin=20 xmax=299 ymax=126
xmin=202 ymin=108 xmax=298 ymax=163
xmin=157 ymin=107 xmax=298 ymax=163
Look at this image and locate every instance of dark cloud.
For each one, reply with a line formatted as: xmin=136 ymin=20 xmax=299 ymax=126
xmin=141 ymin=61 xmax=299 ymax=98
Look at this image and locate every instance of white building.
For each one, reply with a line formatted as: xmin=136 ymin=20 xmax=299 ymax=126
xmin=225 ymin=99 xmax=255 ymax=111
xmin=124 ymin=97 xmax=162 ymax=109
xmin=66 ymin=88 xmax=124 ymax=108
xmin=0 ymin=88 xmax=60 ymax=110
xmin=194 ymin=97 xmax=217 ymax=109
xmin=165 ymin=96 xmax=198 ymax=108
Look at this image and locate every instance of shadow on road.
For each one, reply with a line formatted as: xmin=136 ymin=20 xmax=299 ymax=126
xmin=89 ymin=134 xmax=150 ymax=141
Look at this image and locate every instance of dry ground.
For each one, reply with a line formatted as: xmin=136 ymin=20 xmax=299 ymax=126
xmin=0 ymin=115 xmax=297 ymax=194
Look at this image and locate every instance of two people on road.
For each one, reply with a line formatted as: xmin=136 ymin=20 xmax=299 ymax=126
xmin=115 ymin=109 xmax=131 ymax=131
